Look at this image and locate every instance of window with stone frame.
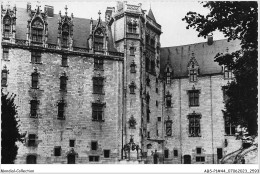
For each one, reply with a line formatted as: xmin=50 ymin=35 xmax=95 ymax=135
xmin=61 ymin=24 xmax=69 ymax=47
xmin=89 ymin=156 xmax=99 ymax=162
xmin=150 ymin=38 xmax=155 ymax=48
xmin=147 ymin=131 xmax=150 ymax=138
xmin=189 ymin=69 xmax=198 ymax=82
xmin=146 ymin=34 xmax=150 ymax=44
xmin=151 ymin=59 xmax=155 ymax=74
xmin=224 ymin=66 xmax=233 ymax=79
xmin=69 ymin=139 xmax=75 ymax=147
xmin=196 ymin=156 xmax=205 ymax=162
xmin=222 ymin=86 xmax=229 ymax=103
xmin=61 ymin=54 xmax=68 ymax=66
xmin=93 ymin=77 xmax=104 ymax=94
xmin=92 ymin=103 xmax=105 ymax=121
xmin=165 ymin=116 xmax=172 ymax=136
xmin=128 ymin=23 xmax=137 ymax=33
xmin=164 ymin=149 xmax=169 ymax=158
xmin=31 ymin=70 xmax=39 ymax=89
xmin=165 ymin=92 xmax=172 ymax=108
xmin=104 ymin=150 xmax=110 ymax=158
xmin=31 ymin=51 xmax=41 ymax=64
xmin=58 ymin=100 xmax=65 ymax=120
xmin=225 ymin=116 xmax=236 ymax=135
xmin=129 ymin=81 xmax=136 ymax=94
xmin=174 ymin=150 xmax=178 ymax=157
xmin=91 ymin=141 xmax=98 ymax=150
xmin=3 ymin=47 xmax=9 ymax=60
xmin=2 ymin=67 xmax=8 ymax=87
xmin=3 ymin=16 xmax=11 ymax=38
xmin=94 ymin=58 xmax=104 ymax=70
xmin=130 ymin=61 xmax=136 ymax=73
xmin=188 ymin=89 xmax=200 ymax=107
xmin=147 ymin=108 xmax=150 ymax=123
xmin=146 ymin=93 xmax=150 ymax=105
xmin=130 ymin=46 xmax=135 ymax=56
xmin=94 ymin=28 xmax=104 ymax=51
xmin=60 ymin=73 xmax=68 ymax=91
xmin=31 ymin=18 xmax=44 ymax=43
xmin=30 ymin=100 xmax=39 ymax=118
xmin=54 ymin=146 xmax=61 ymax=156
xmin=28 ymin=134 xmax=37 ymax=147
xmin=188 ymin=113 xmax=201 ymax=137
xmin=146 ymin=57 xmax=150 ymax=72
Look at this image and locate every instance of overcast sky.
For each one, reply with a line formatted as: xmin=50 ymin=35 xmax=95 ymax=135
xmin=6 ymin=0 xmax=226 ymax=47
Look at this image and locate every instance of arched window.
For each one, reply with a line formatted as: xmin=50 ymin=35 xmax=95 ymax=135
xmin=94 ymin=28 xmax=104 ymax=51
xmin=3 ymin=16 xmax=11 ymax=38
xmin=62 ymin=24 xmax=69 ymax=47
xmin=31 ymin=18 xmax=44 ymax=43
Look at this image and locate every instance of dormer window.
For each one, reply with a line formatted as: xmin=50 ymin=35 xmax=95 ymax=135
xmin=62 ymin=24 xmax=69 ymax=47
xmin=188 ymin=54 xmax=199 ymax=82
xmin=224 ymin=66 xmax=233 ymax=79
xmin=31 ymin=18 xmax=44 ymax=43
xmin=3 ymin=16 xmax=11 ymax=38
xmin=94 ymin=28 xmax=104 ymax=51
xmin=189 ymin=69 xmax=197 ymax=82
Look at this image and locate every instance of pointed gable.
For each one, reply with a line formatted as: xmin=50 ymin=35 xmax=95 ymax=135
xmin=147 ymin=8 xmax=156 ymax=22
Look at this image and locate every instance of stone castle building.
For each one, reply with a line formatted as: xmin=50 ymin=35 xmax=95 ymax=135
xmin=1 ymin=1 xmax=242 ymax=164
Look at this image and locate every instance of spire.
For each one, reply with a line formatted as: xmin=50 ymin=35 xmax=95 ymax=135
xmin=65 ymin=5 xmax=68 ymax=16
xmin=147 ymin=8 xmax=156 ymax=22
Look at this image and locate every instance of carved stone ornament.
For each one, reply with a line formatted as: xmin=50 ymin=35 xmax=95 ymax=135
xmin=128 ymin=115 xmax=137 ymax=129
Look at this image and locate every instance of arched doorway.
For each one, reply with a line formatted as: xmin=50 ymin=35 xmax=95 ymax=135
xmin=26 ymin=155 xmax=36 ymax=164
xmin=67 ymin=154 xmax=75 ymax=164
xmin=183 ymin=155 xmax=191 ymax=164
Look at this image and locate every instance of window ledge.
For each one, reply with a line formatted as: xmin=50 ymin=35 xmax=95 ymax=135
xmin=30 ymin=62 xmax=43 ymax=65
xmin=31 ymin=87 xmax=39 ymax=90
xmin=93 ymin=68 xmax=104 ymax=71
xmin=59 ymin=90 xmax=67 ymax=92
xmin=61 ymin=65 xmax=69 ymax=67
xmin=2 ymin=59 xmax=10 ymax=61
xmin=57 ymin=117 xmax=65 ymax=120
xmin=188 ymin=135 xmax=201 ymax=137
xmin=92 ymin=120 xmax=105 ymax=122
xmin=92 ymin=93 xmax=105 ymax=95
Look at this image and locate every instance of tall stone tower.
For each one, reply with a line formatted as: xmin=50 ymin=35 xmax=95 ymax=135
xmin=108 ymin=1 xmax=162 ymax=161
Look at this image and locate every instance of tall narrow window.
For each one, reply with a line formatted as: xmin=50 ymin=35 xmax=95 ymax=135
xmin=130 ymin=47 xmax=135 ymax=56
xmin=188 ymin=90 xmax=199 ymax=107
xmin=174 ymin=150 xmax=178 ymax=157
xmin=3 ymin=48 xmax=9 ymax=60
xmin=151 ymin=60 xmax=155 ymax=74
xmin=61 ymin=54 xmax=68 ymax=66
xmin=31 ymin=51 xmax=41 ymax=64
xmin=60 ymin=73 xmax=68 ymax=91
xmin=189 ymin=69 xmax=197 ymax=82
xmin=225 ymin=116 xmax=236 ymax=135
xmin=1 ymin=67 xmax=8 ymax=87
xmin=128 ymin=23 xmax=137 ymax=33
xmin=94 ymin=58 xmax=104 ymax=70
xmin=146 ymin=93 xmax=150 ymax=104
xmin=58 ymin=100 xmax=65 ymax=120
xmin=92 ymin=103 xmax=105 ymax=121
xmin=150 ymin=38 xmax=155 ymax=48
xmin=146 ymin=34 xmax=150 ymax=45
xmin=224 ymin=66 xmax=233 ymax=79
xmin=147 ymin=108 xmax=150 ymax=123
xmin=146 ymin=76 xmax=150 ymax=87
xmin=54 ymin=146 xmax=61 ymax=156
xmin=93 ymin=77 xmax=104 ymax=94
xmin=130 ymin=61 xmax=136 ymax=73
xmin=31 ymin=19 xmax=44 ymax=43
xmin=166 ymin=68 xmax=171 ymax=84
xmin=164 ymin=149 xmax=169 ymax=158
xmin=165 ymin=92 xmax=172 ymax=108
xmin=146 ymin=57 xmax=150 ymax=72
xmin=30 ymin=100 xmax=38 ymax=117
xmin=165 ymin=117 xmax=172 ymax=136
xmin=3 ymin=16 xmax=11 ymax=38
xmin=104 ymin=150 xmax=110 ymax=158
xmin=62 ymin=24 xmax=69 ymax=47
xmin=222 ymin=86 xmax=229 ymax=103
xmin=28 ymin=134 xmax=37 ymax=147
xmin=94 ymin=28 xmax=104 ymax=51
xmin=91 ymin=141 xmax=98 ymax=150
xmin=31 ymin=70 xmax=39 ymax=89
xmin=188 ymin=113 xmax=201 ymax=137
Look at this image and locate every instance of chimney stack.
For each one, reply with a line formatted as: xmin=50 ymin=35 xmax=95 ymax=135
xmin=207 ymin=34 xmax=213 ymax=45
xmin=27 ymin=2 xmax=31 ymax=12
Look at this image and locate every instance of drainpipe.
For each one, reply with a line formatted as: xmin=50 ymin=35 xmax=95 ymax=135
xmin=210 ymin=76 xmax=214 ymax=163
xmin=179 ymin=78 xmax=183 ymax=164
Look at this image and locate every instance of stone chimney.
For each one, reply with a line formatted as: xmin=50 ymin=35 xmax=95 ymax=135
xmin=27 ymin=2 xmax=31 ymax=12
xmin=207 ymin=34 xmax=213 ymax=45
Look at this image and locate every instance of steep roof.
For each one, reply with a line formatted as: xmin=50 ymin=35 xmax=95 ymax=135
xmin=160 ymin=39 xmax=241 ymax=77
xmin=15 ymin=7 xmax=116 ymax=51
xmin=147 ymin=8 xmax=156 ymax=22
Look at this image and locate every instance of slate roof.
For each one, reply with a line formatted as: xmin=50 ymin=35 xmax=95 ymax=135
xmin=147 ymin=8 xmax=156 ymax=22
xmin=15 ymin=8 xmax=115 ymax=51
xmin=160 ymin=39 xmax=241 ymax=77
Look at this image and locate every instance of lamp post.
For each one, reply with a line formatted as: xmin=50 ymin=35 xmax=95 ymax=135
xmin=123 ymin=135 xmax=141 ymax=161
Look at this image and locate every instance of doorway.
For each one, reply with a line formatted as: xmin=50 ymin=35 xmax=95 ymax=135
xmin=183 ymin=155 xmax=191 ymax=164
